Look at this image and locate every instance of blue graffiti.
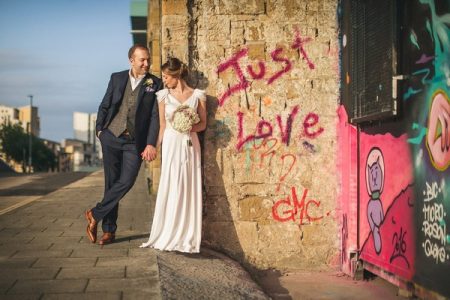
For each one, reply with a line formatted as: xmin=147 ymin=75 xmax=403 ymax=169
xmin=404 ymin=87 xmax=422 ymax=100
xmin=408 ymin=123 xmax=428 ymax=144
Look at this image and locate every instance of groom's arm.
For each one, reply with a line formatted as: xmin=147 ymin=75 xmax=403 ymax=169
xmin=96 ymin=74 xmax=114 ymax=136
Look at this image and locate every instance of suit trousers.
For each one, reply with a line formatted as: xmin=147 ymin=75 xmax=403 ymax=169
xmin=92 ymin=129 xmax=142 ymax=233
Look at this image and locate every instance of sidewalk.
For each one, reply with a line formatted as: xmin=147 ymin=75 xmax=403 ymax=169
xmin=0 ymin=167 xmax=268 ymax=299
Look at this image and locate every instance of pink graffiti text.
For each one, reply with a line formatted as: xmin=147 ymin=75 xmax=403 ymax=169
xmin=217 ymin=30 xmax=314 ymax=107
xmin=236 ymin=105 xmax=324 ymax=151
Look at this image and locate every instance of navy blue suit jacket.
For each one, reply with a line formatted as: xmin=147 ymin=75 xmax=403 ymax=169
xmin=96 ymin=70 xmax=162 ymax=154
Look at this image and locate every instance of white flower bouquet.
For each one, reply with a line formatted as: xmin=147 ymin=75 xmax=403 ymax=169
xmin=171 ymin=105 xmax=200 ymax=134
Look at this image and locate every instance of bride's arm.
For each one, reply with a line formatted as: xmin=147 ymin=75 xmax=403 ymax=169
xmin=157 ymin=101 xmax=166 ymax=147
xmin=191 ymin=99 xmax=207 ymax=132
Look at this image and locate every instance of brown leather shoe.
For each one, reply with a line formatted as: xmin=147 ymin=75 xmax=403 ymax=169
xmin=85 ymin=210 xmax=97 ymax=243
xmin=99 ymin=232 xmax=115 ymax=245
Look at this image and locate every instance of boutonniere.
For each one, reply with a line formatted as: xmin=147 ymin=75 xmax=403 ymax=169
xmin=144 ymin=78 xmax=155 ymax=92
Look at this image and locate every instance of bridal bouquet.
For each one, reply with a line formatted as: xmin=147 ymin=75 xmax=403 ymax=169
xmin=171 ymin=105 xmax=200 ymax=134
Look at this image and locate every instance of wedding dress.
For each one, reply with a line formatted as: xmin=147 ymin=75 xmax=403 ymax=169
xmin=140 ymin=88 xmax=204 ymax=253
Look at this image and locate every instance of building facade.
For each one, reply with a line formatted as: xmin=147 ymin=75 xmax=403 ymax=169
xmin=18 ymin=105 xmax=40 ymax=137
xmin=73 ymin=112 xmax=102 ymax=162
xmin=146 ymin=0 xmax=450 ymax=298
xmin=0 ymin=105 xmax=19 ymax=126
xmin=148 ymin=0 xmax=340 ymax=269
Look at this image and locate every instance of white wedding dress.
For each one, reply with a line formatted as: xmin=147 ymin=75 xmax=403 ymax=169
xmin=140 ymin=88 xmax=204 ymax=253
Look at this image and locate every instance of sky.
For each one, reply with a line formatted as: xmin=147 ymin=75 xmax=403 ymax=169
xmin=0 ymin=0 xmax=133 ymax=142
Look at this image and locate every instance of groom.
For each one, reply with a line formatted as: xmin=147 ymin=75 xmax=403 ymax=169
xmin=85 ymin=45 xmax=162 ymax=245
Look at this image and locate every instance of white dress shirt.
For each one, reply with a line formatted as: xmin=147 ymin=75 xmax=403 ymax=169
xmin=129 ymin=70 xmax=145 ymax=91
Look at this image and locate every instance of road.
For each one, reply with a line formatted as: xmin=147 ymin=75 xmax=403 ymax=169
xmin=0 ymin=172 xmax=93 ymax=215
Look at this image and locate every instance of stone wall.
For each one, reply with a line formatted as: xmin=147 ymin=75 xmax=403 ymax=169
xmin=149 ymin=0 xmax=340 ymax=270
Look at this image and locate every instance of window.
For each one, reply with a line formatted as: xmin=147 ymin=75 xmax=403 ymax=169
xmin=343 ymin=0 xmax=402 ymax=123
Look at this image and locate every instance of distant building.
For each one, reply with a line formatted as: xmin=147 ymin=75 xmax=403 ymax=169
xmin=62 ymin=138 xmax=94 ymax=172
xmin=41 ymin=138 xmax=61 ymax=172
xmin=0 ymin=104 xmax=40 ymax=173
xmin=18 ymin=105 xmax=40 ymax=137
xmin=73 ymin=112 xmax=102 ymax=162
xmin=0 ymin=105 xmax=20 ymax=126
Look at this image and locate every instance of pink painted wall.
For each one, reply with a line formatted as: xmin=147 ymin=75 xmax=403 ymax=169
xmin=337 ymin=105 xmax=358 ymax=274
xmin=358 ymin=133 xmax=415 ymax=280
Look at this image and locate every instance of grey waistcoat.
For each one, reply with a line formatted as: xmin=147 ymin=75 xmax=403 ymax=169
xmin=108 ymin=79 xmax=142 ymax=138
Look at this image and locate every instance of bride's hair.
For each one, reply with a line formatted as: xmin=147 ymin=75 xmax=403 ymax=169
xmin=161 ymin=57 xmax=188 ymax=79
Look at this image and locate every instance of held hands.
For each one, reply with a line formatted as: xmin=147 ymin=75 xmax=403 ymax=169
xmin=141 ymin=145 xmax=157 ymax=161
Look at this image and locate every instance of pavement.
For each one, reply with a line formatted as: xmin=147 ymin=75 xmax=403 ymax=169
xmin=0 ymin=167 xmax=267 ymax=299
xmin=0 ymin=168 xmax=405 ymax=300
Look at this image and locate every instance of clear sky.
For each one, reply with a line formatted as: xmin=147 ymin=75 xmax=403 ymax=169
xmin=0 ymin=0 xmax=133 ymax=142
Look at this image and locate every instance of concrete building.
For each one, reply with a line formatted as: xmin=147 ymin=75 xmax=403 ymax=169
xmin=0 ymin=105 xmax=20 ymax=126
xmin=0 ymin=104 xmax=40 ymax=173
xmin=18 ymin=105 xmax=40 ymax=137
xmin=145 ymin=0 xmax=450 ymax=298
xmin=62 ymin=138 xmax=94 ymax=172
xmin=73 ymin=112 xmax=102 ymax=162
xmin=0 ymin=104 xmax=40 ymax=137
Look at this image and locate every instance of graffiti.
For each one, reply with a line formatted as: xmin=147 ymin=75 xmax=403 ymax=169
xmin=217 ymin=29 xmax=315 ymax=107
xmin=217 ymin=48 xmax=251 ymax=107
xmin=416 ymin=54 xmax=434 ymax=64
xmin=236 ymin=106 xmax=324 ymax=151
xmin=421 ymin=181 xmax=449 ymax=264
xmin=366 ymin=148 xmax=385 ymax=255
xmin=276 ymin=154 xmax=296 ymax=191
xmin=413 ymin=68 xmax=433 ymax=85
xmin=276 ymin=105 xmax=299 ymax=145
xmin=410 ymin=30 xmax=420 ymax=49
xmin=426 ymin=90 xmax=450 ymax=171
xmin=272 ymin=186 xmax=327 ymax=225
xmin=291 ymin=27 xmax=315 ymax=70
xmin=303 ymin=113 xmax=324 ymax=138
xmin=408 ymin=123 xmax=427 ymax=144
xmin=239 ymin=137 xmax=298 ymax=189
xmin=302 ymin=141 xmax=317 ymax=153
xmin=255 ymin=137 xmax=278 ymax=170
xmin=390 ymin=224 xmax=410 ymax=268
xmin=404 ymin=87 xmax=422 ymax=101
xmin=267 ymin=48 xmax=293 ymax=85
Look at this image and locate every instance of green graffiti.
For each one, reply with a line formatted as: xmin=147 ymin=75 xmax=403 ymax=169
xmin=410 ymin=31 xmax=420 ymax=49
xmin=404 ymin=87 xmax=422 ymax=100
xmin=408 ymin=123 xmax=427 ymax=144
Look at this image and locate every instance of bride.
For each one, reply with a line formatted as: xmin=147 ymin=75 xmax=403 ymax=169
xmin=140 ymin=57 xmax=206 ymax=253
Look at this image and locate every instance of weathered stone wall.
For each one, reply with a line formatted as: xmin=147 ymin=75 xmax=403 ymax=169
xmin=151 ymin=0 xmax=340 ymax=270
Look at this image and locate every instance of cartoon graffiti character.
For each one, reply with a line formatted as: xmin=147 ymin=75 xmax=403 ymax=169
xmin=366 ymin=148 xmax=385 ymax=255
xmin=426 ymin=90 xmax=450 ymax=171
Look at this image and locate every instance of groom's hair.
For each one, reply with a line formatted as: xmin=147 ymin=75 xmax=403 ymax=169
xmin=128 ymin=44 xmax=149 ymax=59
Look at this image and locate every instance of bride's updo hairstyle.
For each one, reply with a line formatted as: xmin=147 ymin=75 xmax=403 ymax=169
xmin=161 ymin=57 xmax=188 ymax=80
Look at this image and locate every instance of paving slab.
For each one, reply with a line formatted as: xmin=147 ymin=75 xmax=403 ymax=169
xmin=0 ymin=268 xmax=60 ymax=280
xmin=86 ymin=277 xmax=159 ymax=293
xmin=42 ymin=292 xmax=122 ymax=300
xmin=32 ymin=257 xmax=97 ymax=268
xmin=12 ymin=249 xmax=72 ymax=258
xmin=57 ymin=266 xmax=125 ymax=279
xmin=8 ymin=279 xmax=88 ymax=294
